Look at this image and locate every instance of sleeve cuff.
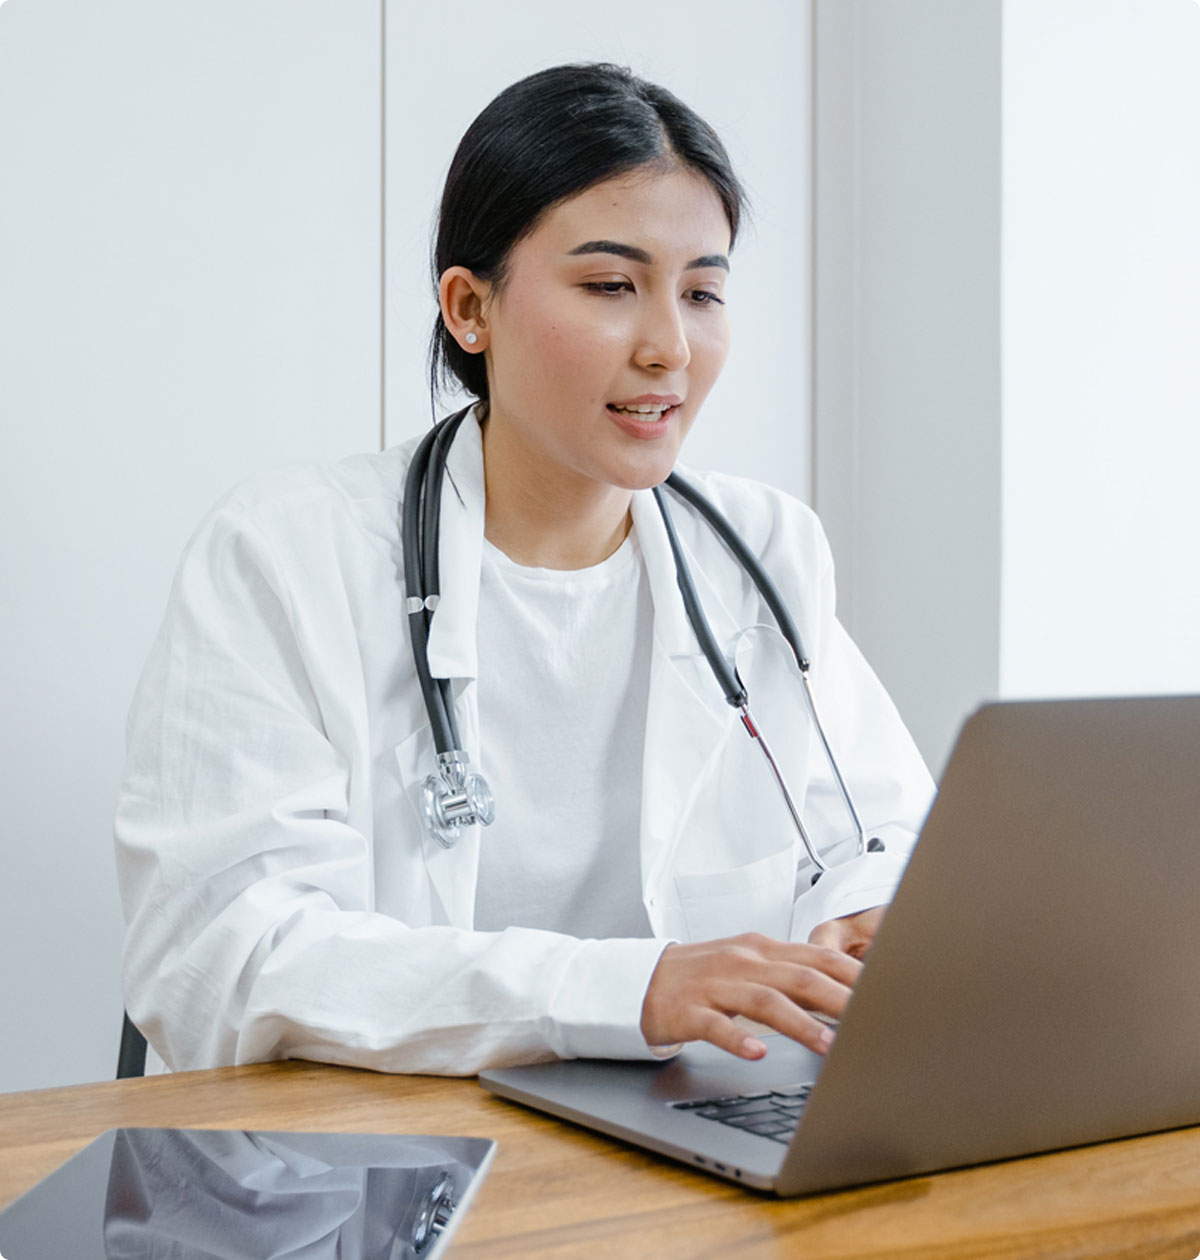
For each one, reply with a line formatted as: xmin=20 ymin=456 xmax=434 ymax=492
xmin=548 ymin=936 xmax=676 ymax=1061
xmin=789 ymin=833 xmax=917 ymax=943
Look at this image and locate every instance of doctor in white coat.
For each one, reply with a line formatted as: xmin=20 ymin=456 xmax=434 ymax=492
xmin=116 ymin=63 xmax=935 ymax=1077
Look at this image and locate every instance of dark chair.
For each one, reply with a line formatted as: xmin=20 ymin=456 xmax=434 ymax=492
xmin=116 ymin=1011 xmax=147 ymax=1079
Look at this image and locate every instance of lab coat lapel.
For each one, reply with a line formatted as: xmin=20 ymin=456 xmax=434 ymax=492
xmin=631 ymin=488 xmax=741 ymax=923
xmin=394 ymin=414 xmax=486 ymax=929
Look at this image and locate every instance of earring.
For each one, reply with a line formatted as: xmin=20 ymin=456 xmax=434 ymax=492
xmin=465 ymin=332 xmax=478 ymax=346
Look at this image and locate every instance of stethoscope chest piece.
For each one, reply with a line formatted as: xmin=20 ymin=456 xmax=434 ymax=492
xmin=422 ymin=751 xmax=495 ymax=849
xmin=409 ymin=1172 xmax=457 ymax=1253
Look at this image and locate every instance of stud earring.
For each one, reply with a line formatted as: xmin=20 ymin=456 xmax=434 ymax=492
xmin=465 ymin=332 xmax=478 ymax=346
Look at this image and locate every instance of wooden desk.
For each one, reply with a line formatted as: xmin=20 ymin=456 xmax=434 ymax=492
xmin=3 ymin=1061 xmax=1200 ymax=1258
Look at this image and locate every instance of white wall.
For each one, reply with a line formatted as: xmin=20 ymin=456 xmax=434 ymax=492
xmin=0 ymin=0 xmax=380 ymax=1093
xmin=1001 ymin=0 xmax=1200 ymax=699
xmin=382 ymin=0 xmax=815 ymax=498
xmin=813 ymin=0 xmax=1004 ymax=777
xmin=0 ymin=0 xmax=814 ymax=1095
xmin=814 ymin=0 xmax=1200 ymax=778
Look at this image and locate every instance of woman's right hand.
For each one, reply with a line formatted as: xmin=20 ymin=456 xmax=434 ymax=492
xmin=639 ymin=933 xmax=862 ymax=1060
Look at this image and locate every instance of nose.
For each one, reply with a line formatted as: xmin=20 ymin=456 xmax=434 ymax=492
xmin=633 ymin=295 xmax=690 ymax=372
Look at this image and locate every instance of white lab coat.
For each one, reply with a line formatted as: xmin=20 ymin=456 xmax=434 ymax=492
xmin=115 ymin=414 xmax=934 ymax=1075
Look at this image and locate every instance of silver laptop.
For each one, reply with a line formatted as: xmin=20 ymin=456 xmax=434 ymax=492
xmin=480 ymin=696 xmax=1200 ymax=1195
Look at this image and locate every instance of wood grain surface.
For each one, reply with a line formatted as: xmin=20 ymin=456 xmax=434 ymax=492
xmin=3 ymin=1061 xmax=1200 ymax=1259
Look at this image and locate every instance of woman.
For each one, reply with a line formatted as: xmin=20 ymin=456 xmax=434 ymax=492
xmin=115 ymin=63 xmax=934 ymax=1076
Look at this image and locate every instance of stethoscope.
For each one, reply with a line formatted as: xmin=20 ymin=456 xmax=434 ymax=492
xmin=402 ymin=408 xmax=882 ymax=881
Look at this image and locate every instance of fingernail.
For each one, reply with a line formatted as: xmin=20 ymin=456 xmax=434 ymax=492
xmin=742 ymin=1037 xmax=767 ymax=1058
xmin=819 ymin=1027 xmax=835 ymax=1052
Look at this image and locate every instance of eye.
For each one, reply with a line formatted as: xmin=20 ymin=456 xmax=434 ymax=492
xmin=583 ymin=280 xmax=634 ymax=296
xmin=687 ymin=289 xmax=726 ymax=307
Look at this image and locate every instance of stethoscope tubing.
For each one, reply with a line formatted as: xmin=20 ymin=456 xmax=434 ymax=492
xmin=402 ymin=408 xmax=471 ymax=755
xmin=660 ymin=472 xmax=812 ymax=671
xmin=405 ymin=410 xmax=872 ymax=864
xmin=653 ymin=476 xmax=868 ymax=862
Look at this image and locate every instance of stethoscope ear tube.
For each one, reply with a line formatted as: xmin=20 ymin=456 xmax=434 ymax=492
xmin=799 ymin=669 xmax=868 ymax=854
xmin=421 ymin=416 xmax=462 ymax=754
xmin=658 ymin=473 xmax=869 ymax=861
xmin=664 ymin=471 xmax=811 ymax=672
xmin=420 ymin=417 xmax=456 ymax=618
xmin=403 ymin=422 xmax=455 ymax=755
xmin=652 ymin=485 xmax=747 ymax=707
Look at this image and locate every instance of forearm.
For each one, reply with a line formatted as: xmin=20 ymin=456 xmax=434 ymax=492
xmin=125 ymin=893 xmax=670 ymax=1075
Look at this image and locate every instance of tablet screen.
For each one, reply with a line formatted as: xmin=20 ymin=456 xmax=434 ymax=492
xmin=0 ymin=1128 xmax=495 ymax=1259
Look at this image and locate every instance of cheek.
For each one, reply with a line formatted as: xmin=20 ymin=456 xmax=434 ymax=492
xmin=503 ymin=297 xmax=622 ymax=400
xmin=689 ymin=320 xmax=731 ymax=390
xmin=516 ymin=306 xmax=627 ymax=400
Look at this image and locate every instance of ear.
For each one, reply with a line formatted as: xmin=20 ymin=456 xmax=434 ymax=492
xmin=439 ymin=267 xmax=491 ymax=353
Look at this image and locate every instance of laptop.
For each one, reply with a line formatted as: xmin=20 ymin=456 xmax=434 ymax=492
xmin=480 ymin=696 xmax=1200 ymax=1195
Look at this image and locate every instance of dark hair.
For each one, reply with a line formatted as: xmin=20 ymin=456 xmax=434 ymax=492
xmin=429 ymin=62 xmax=747 ymax=405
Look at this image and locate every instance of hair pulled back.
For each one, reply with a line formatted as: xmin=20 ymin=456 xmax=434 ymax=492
xmin=430 ymin=63 xmax=746 ymax=405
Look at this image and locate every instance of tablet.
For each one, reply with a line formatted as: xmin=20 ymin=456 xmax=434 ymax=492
xmin=0 ymin=1127 xmax=495 ymax=1258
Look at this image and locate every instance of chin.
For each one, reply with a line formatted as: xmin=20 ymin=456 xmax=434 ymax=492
xmin=600 ymin=429 xmax=691 ymax=492
xmin=604 ymin=451 xmax=681 ymax=493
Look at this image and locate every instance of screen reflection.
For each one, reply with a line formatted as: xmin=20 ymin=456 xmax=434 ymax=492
xmin=0 ymin=1128 xmax=495 ymax=1260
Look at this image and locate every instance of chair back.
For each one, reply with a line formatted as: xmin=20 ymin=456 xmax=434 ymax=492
xmin=117 ymin=1011 xmax=147 ymax=1079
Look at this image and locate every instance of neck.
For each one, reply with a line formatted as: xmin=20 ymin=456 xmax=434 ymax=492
xmin=480 ymin=414 xmax=633 ymax=570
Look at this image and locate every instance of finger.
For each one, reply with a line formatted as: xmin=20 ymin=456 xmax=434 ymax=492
xmin=692 ymin=1009 xmax=770 ymax=1061
xmin=725 ymin=960 xmax=855 ymax=1025
xmin=738 ymin=934 xmax=864 ymax=987
xmin=808 ymin=908 xmax=887 ymax=960
xmin=713 ymin=982 xmax=837 ymax=1056
xmin=807 ymin=919 xmax=851 ymax=953
xmin=811 ymin=923 xmax=872 ymax=962
xmin=781 ymin=942 xmax=864 ymax=989
xmin=845 ymin=907 xmax=887 ymax=959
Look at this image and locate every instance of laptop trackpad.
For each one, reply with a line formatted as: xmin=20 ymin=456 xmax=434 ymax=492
xmin=650 ymin=1034 xmax=825 ymax=1104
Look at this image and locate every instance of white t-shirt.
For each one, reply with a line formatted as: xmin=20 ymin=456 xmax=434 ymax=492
xmin=473 ymin=531 xmax=655 ymax=940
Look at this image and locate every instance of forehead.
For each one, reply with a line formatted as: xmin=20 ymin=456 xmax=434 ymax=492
xmin=521 ymin=165 xmax=732 ymax=261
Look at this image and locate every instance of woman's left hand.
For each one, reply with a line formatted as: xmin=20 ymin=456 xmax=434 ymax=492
xmin=807 ymin=906 xmax=886 ymax=960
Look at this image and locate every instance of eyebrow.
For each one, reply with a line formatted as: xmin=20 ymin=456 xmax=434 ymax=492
xmin=566 ymin=239 xmax=730 ymax=272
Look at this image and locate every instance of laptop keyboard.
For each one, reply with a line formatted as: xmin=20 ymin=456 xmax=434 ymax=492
xmin=669 ymin=1083 xmax=813 ymax=1143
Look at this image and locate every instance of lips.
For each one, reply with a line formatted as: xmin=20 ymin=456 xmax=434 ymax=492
xmin=608 ymin=403 xmax=674 ymax=421
xmin=606 ymin=395 xmax=683 ymax=423
xmin=605 ymin=398 xmax=682 ymax=441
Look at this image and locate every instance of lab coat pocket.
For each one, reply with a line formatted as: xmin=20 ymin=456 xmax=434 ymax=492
xmin=673 ymin=844 xmax=796 ymax=943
